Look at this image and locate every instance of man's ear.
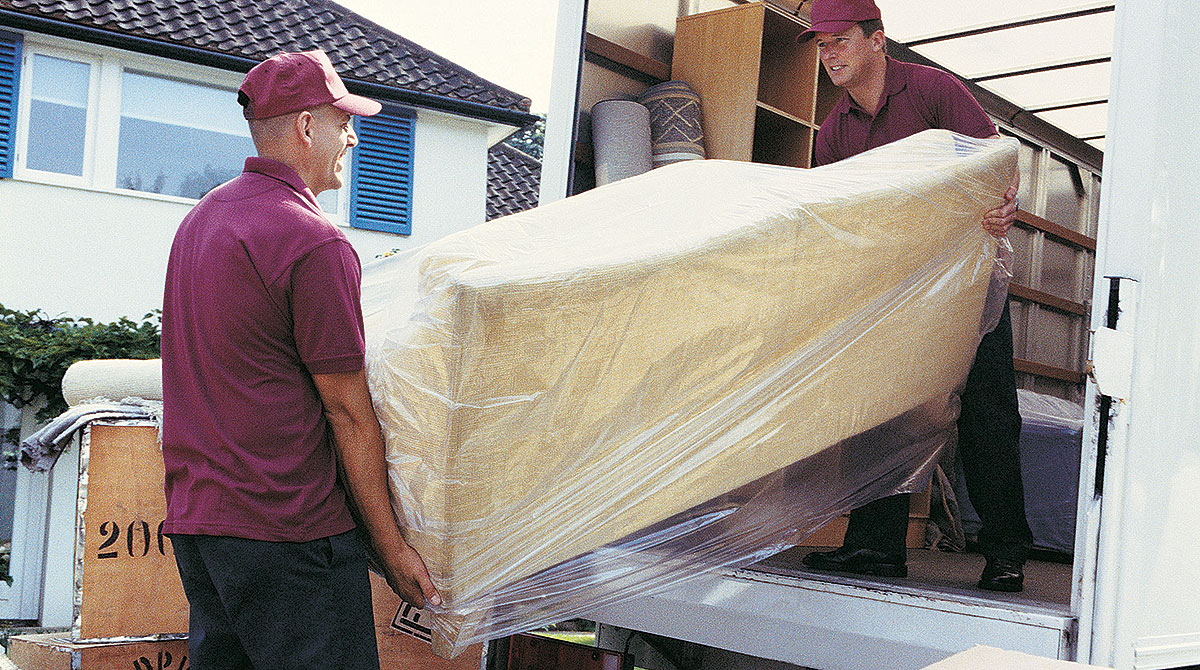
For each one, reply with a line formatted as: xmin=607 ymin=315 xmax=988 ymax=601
xmin=870 ymin=29 xmax=886 ymax=53
xmin=294 ymin=110 xmax=315 ymax=147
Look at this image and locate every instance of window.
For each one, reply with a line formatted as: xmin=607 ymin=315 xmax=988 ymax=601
xmin=117 ymin=70 xmax=253 ymax=198
xmin=3 ymin=36 xmax=412 ymax=231
xmin=26 ymin=53 xmax=90 ymax=176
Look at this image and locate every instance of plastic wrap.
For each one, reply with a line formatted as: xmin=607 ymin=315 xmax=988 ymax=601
xmin=361 ymin=129 xmax=1018 ymax=656
xmin=1017 ymin=388 xmax=1085 ymax=430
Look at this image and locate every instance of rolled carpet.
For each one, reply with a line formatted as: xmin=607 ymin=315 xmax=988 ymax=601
xmin=62 ymin=358 xmax=162 ymax=406
xmin=637 ymin=80 xmax=706 ymax=167
xmin=590 ymin=99 xmax=653 ymax=185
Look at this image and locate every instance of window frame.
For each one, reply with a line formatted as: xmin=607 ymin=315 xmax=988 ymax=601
xmin=14 ymin=42 xmax=101 ymax=188
xmin=110 ymin=65 xmax=257 ymax=201
xmin=10 ymin=34 xmax=354 ymax=218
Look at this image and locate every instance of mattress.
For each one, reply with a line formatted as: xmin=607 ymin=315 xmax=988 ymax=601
xmin=362 ymin=129 xmax=1018 ymax=656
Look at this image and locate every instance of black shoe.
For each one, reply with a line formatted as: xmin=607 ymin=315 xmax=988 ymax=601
xmin=978 ymin=557 xmax=1025 ymax=592
xmin=802 ymin=547 xmax=908 ymax=578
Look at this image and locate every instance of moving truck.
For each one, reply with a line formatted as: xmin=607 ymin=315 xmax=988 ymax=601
xmin=523 ymin=1 xmax=1200 ymax=668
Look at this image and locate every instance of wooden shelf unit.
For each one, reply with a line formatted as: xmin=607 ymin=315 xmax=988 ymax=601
xmin=673 ymin=2 xmax=837 ymax=168
xmin=752 ymin=104 xmax=813 ymax=166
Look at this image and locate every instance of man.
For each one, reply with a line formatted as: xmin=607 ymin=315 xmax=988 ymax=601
xmin=798 ymin=0 xmax=1034 ymax=592
xmin=161 ymin=50 xmax=439 ymax=669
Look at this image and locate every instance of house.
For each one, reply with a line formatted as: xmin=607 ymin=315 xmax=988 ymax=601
xmin=0 ymin=0 xmax=541 ymax=324
xmin=0 ymin=0 xmax=540 ymax=626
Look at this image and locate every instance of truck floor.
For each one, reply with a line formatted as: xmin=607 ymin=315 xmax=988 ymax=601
xmin=748 ymin=545 xmax=1073 ymax=611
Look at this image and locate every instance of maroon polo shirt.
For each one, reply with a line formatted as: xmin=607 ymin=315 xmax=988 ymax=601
xmin=814 ymin=57 xmax=996 ymax=166
xmin=161 ymin=157 xmax=363 ymax=542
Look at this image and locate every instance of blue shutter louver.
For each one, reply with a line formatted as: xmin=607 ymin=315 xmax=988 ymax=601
xmin=351 ymin=106 xmax=415 ymax=235
xmin=0 ymin=31 xmax=22 ymax=179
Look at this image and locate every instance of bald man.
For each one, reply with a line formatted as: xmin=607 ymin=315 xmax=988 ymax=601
xmin=161 ymin=50 xmax=438 ymax=669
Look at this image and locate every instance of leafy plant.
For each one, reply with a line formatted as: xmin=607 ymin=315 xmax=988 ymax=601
xmin=0 ymin=304 xmax=161 ymax=423
xmin=0 ymin=542 xmax=10 ymax=586
xmin=504 ymin=114 xmax=546 ymax=160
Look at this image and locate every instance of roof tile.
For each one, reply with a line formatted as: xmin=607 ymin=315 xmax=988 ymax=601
xmin=487 ymin=142 xmax=541 ymax=221
xmin=0 ymin=0 xmax=531 ymax=113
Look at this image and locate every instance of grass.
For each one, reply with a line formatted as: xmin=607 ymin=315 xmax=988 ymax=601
xmin=530 ymin=629 xmax=654 ymax=670
xmin=531 ymin=630 xmax=598 ymax=646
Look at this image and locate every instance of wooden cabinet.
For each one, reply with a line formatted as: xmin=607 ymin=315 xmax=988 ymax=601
xmin=672 ymin=2 xmax=841 ymax=168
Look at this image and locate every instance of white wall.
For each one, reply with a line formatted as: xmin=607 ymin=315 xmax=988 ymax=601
xmin=348 ymin=108 xmax=491 ymax=259
xmin=1084 ymin=1 xmax=1200 ymax=668
xmin=0 ymin=179 xmax=179 ymax=322
xmin=1 ymin=110 xmax=493 ymax=323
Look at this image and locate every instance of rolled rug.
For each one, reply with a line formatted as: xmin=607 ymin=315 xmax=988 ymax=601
xmin=590 ymin=99 xmax=652 ymax=186
xmin=637 ymin=80 xmax=706 ymax=167
xmin=62 ymin=358 xmax=162 ymax=406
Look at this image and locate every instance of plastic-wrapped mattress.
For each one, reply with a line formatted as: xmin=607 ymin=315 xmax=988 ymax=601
xmin=361 ymin=129 xmax=1018 ymax=656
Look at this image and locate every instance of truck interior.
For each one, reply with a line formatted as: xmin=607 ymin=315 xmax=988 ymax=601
xmin=569 ymin=0 xmax=1110 ymax=640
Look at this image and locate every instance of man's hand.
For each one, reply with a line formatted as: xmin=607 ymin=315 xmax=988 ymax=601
xmin=377 ymin=538 xmax=441 ymax=609
xmin=313 ymin=369 xmax=442 ymax=608
xmin=982 ymin=182 xmax=1019 ymax=238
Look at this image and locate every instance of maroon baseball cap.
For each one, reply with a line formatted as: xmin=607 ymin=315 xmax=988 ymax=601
xmin=798 ymin=0 xmax=883 ymax=41
xmin=237 ymin=50 xmax=382 ymax=120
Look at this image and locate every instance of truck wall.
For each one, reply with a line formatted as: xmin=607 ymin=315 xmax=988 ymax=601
xmin=1001 ymin=132 xmax=1099 ymax=403
xmin=1081 ymin=0 xmax=1200 ymax=666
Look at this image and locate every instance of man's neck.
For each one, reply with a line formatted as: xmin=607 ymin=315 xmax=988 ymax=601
xmin=257 ymin=149 xmax=318 ymax=193
xmin=847 ymin=56 xmax=889 ymax=116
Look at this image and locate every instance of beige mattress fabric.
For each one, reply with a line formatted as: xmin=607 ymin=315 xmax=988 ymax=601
xmin=362 ymin=130 xmax=1018 ymax=655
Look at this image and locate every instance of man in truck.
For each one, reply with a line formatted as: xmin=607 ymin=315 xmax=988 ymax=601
xmin=797 ymin=0 xmax=1033 ymax=592
xmin=160 ymin=50 xmax=439 ymax=668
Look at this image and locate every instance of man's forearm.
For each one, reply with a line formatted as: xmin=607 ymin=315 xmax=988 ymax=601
xmin=313 ymin=369 xmax=440 ymax=606
xmin=325 ymin=403 xmax=407 ymax=556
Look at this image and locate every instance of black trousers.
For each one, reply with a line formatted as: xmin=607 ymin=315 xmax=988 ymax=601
xmin=169 ymin=528 xmax=380 ymax=670
xmin=842 ymin=303 xmax=1033 ymax=562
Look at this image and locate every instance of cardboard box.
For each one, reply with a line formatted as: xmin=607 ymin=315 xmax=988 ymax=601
xmin=923 ymin=646 xmax=1110 ymax=669
xmin=12 ymin=573 xmax=468 ymax=670
xmin=8 ymin=633 xmax=188 ymax=670
xmin=78 ymin=424 xmax=189 ymax=638
xmin=369 ymin=572 xmax=483 ymax=668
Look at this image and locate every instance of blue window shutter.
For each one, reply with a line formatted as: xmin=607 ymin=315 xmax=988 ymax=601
xmin=350 ymin=106 xmax=415 ymax=235
xmin=0 ymin=31 xmax=21 ymax=179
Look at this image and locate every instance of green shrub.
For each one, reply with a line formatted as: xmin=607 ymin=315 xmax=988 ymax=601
xmin=0 ymin=304 xmax=161 ymax=423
